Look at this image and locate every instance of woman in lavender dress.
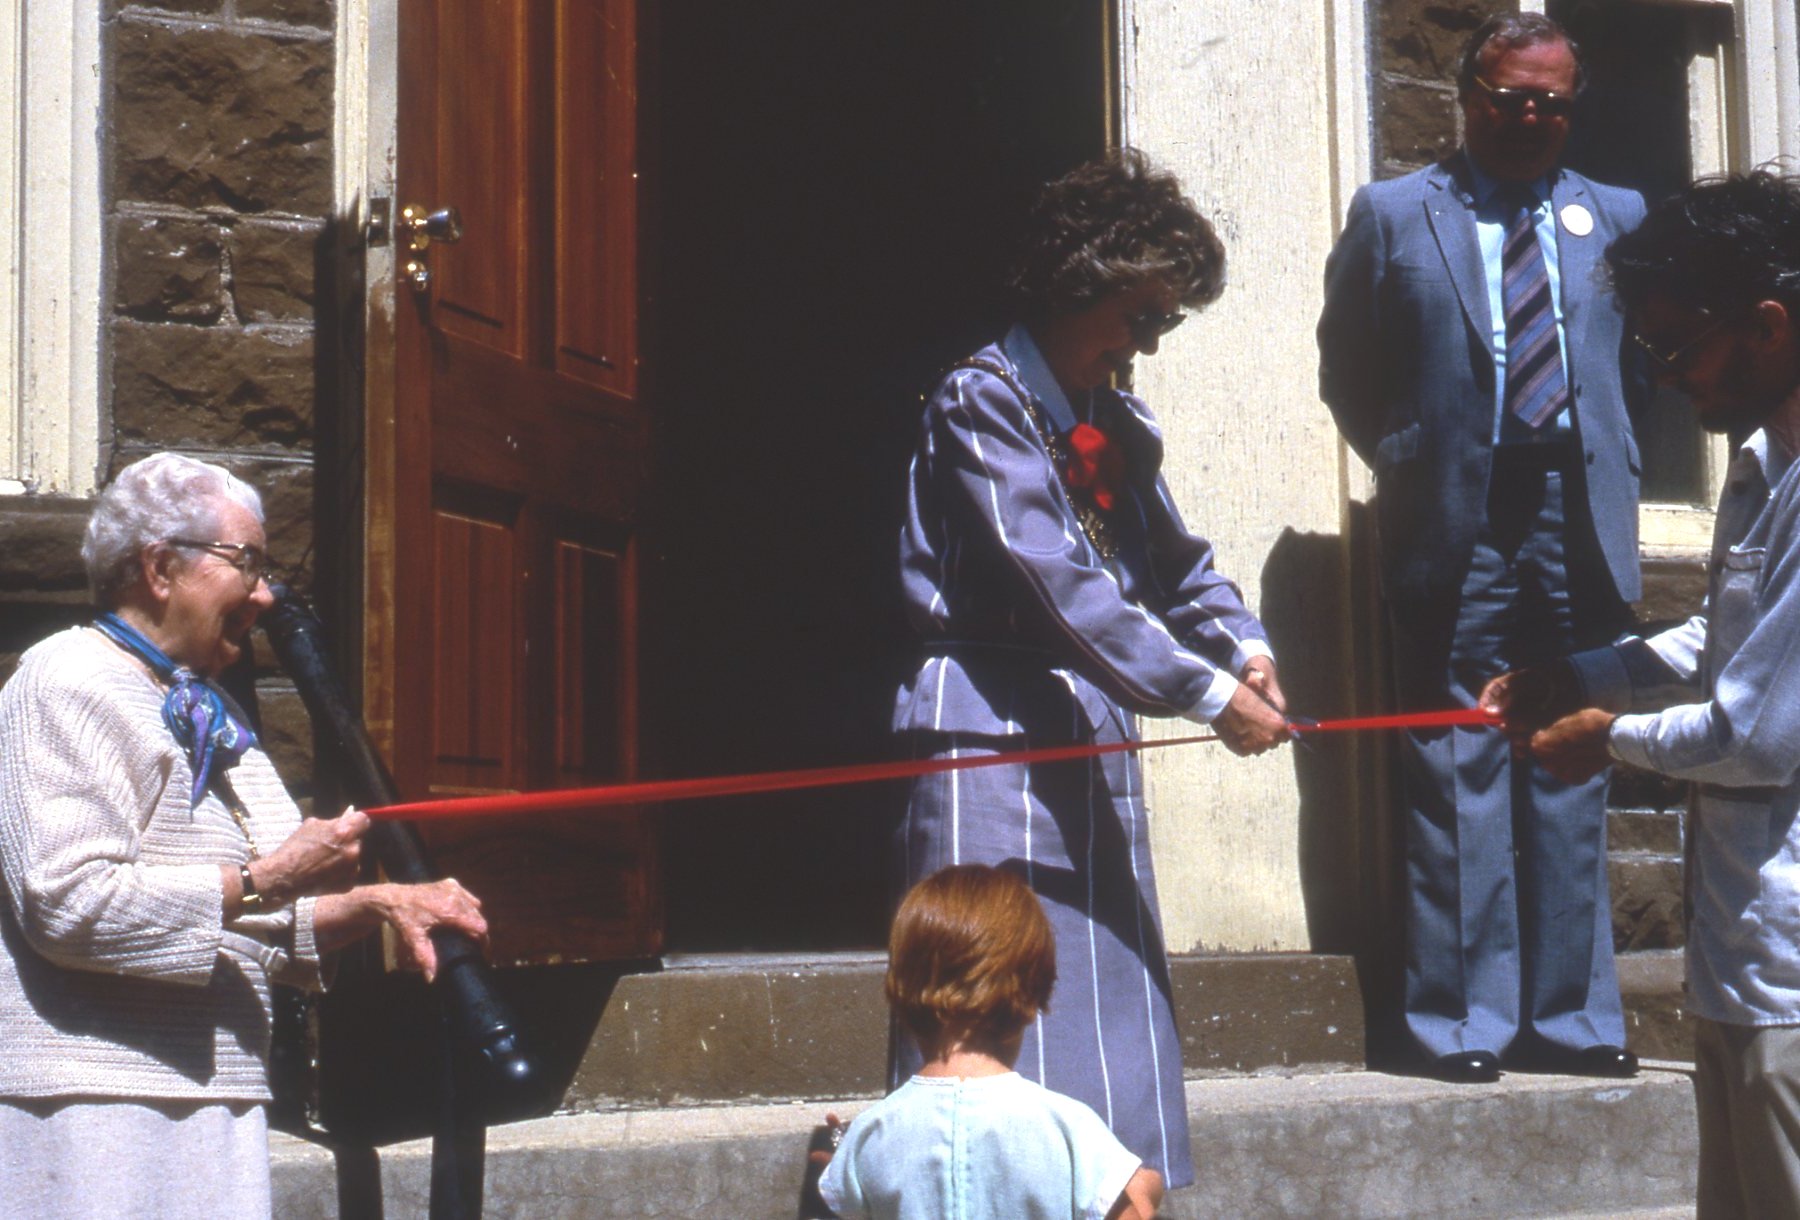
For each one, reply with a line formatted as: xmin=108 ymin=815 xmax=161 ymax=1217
xmin=891 ymin=150 xmax=1289 ymax=1192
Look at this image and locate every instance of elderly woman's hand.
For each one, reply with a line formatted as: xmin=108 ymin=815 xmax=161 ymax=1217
xmin=372 ymin=879 xmax=489 ymax=983
xmin=242 ymin=808 xmax=369 ymax=911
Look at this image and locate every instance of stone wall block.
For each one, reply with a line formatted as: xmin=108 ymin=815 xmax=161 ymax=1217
xmin=0 ymin=501 xmax=93 ymax=599
xmin=1378 ymin=0 xmax=1492 ymax=83
xmin=237 ymin=0 xmax=336 ymax=31
xmin=113 ymin=214 xmax=224 ymax=323
xmin=233 ymin=457 xmax=315 ymax=590
xmin=1376 ymin=78 xmax=1461 ymax=171
xmin=253 ymin=683 xmax=316 ymax=801
xmin=230 ymin=222 xmax=320 ymax=322
xmin=113 ymin=22 xmax=333 ymax=215
xmin=113 ymin=321 xmax=315 ymax=449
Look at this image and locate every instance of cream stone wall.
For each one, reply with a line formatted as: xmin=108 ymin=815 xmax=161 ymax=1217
xmin=1118 ymin=0 xmax=1369 ymax=952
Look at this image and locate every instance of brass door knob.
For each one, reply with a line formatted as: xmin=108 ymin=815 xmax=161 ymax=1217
xmin=400 ymin=204 xmax=463 ymax=253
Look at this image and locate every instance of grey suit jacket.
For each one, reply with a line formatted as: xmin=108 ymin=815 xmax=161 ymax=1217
xmin=1318 ymin=153 xmax=1650 ymax=605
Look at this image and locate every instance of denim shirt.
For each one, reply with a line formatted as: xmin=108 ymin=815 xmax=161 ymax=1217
xmin=1572 ymin=426 xmax=1800 ymax=1024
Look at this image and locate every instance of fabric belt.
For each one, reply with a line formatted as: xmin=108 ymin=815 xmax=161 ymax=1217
xmin=1491 ymin=435 xmax=1577 ymax=476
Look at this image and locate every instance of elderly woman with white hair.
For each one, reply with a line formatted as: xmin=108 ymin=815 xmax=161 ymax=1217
xmin=0 ymin=452 xmax=486 ymax=1219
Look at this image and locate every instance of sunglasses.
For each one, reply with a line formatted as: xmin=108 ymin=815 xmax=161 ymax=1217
xmin=168 ymin=538 xmax=270 ymax=589
xmin=1127 ymin=306 xmax=1186 ymax=349
xmin=1630 ymin=310 xmax=1735 ymax=376
xmin=1472 ymin=75 xmax=1576 ymax=120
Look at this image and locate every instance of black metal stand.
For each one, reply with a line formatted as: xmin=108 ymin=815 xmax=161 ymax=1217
xmin=262 ymin=584 xmax=539 ymax=1220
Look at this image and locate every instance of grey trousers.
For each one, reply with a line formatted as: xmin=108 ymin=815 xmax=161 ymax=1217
xmin=1392 ymin=462 xmax=1627 ymax=1059
xmin=1696 ymin=1017 xmax=1800 ymax=1220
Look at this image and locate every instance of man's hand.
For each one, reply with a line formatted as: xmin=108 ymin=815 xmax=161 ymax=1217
xmin=1239 ymin=657 xmax=1287 ymax=715
xmin=1479 ymin=662 xmax=1583 ymax=735
xmin=1528 ymin=709 xmax=1618 ymax=784
xmin=1214 ymin=680 xmax=1290 ymax=756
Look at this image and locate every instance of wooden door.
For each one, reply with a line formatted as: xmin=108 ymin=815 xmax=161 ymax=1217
xmin=379 ymin=0 xmax=657 ymax=964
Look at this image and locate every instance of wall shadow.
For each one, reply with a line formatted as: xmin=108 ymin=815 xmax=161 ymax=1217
xmin=1260 ymin=505 xmax=1405 ymax=1065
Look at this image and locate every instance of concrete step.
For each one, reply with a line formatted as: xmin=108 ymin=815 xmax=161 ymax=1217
xmin=271 ymin=1065 xmax=1699 ymax=1219
xmin=1620 ymin=949 xmax=1693 ymax=1062
xmin=1611 ymin=852 xmax=1684 ymax=951
xmin=1609 ymin=807 xmax=1683 ymax=856
xmin=307 ymin=951 xmax=1366 ymax=1145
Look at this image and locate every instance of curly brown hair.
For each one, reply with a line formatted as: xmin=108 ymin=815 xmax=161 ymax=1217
xmin=886 ymin=864 xmax=1057 ymax=1055
xmin=1006 ymin=148 xmax=1226 ymax=322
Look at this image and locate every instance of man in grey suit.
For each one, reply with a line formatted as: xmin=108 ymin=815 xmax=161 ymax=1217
xmin=1317 ymin=13 xmax=1649 ymax=1083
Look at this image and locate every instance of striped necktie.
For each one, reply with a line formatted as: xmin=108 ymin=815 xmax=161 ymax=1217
xmin=1500 ymin=189 xmax=1568 ymax=430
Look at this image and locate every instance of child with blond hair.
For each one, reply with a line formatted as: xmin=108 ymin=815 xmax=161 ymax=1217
xmin=819 ymin=864 xmax=1163 ymax=1219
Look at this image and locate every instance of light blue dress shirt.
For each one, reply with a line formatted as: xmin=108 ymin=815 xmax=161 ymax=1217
xmin=1571 ymin=424 xmax=1800 ymax=1025
xmin=819 ymin=1072 xmax=1143 ymax=1220
xmin=1467 ymin=164 xmax=1573 ymax=443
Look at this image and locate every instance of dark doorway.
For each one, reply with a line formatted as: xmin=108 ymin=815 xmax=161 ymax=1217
xmin=1552 ymin=0 xmax=1735 ymax=507
xmin=644 ymin=0 xmax=1109 ymax=950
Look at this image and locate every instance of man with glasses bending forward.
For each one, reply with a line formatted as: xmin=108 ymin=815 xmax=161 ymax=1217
xmin=1317 ymin=13 xmax=1649 ymax=1084
xmin=1485 ymin=172 xmax=1800 ymax=1218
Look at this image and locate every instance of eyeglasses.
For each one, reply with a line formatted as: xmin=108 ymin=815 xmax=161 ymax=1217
xmin=1127 ymin=306 xmax=1186 ymax=350
xmin=167 ymin=538 xmax=269 ymax=589
xmin=1471 ymin=75 xmax=1576 ymax=120
xmin=1630 ymin=310 xmax=1735 ymax=375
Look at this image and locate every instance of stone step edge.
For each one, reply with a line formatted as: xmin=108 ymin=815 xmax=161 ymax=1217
xmin=273 ymin=1062 xmax=1697 ymax=1164
xmin=271 ymin=1067 xmax=1700 ymax=1219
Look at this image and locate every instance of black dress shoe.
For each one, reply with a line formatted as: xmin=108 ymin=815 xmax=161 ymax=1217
xmin=1429 ymin=1050 xmax=1501 ymax=1084
xmin=1570 ymin=1045 xmax=1639 ymax=1078
xmin=1515 ymin=1043 xmax=1639 ymax=1078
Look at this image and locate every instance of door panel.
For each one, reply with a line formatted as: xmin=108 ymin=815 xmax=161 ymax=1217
xmin=432 ymin=0 xmax=533 ymax=352
xmin=389 ymin=0 xmax=657 ymax=964
xmin=554 ymin=0 xmax=638 ymax=396
xmin=429 ymin=502 xmax=521 ymax=793
xmin=553 ymin=537 xmax=629 ymax=779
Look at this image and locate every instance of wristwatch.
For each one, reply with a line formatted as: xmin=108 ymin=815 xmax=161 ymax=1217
xmin=238 ymin=863 xmax=264 ymax=914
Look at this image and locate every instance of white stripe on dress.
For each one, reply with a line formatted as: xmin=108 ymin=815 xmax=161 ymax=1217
xmin=1078 ymin=690 xmax=1114 ymax=1126
xmin=1122 ymin=742 xmax=1171 ymax=1173
xmin=948 ymin=375 xmax=1219 ymax=718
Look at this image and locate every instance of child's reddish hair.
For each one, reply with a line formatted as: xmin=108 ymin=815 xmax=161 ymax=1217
xmin=886 ymin=864 xmax=1057 ymax=1053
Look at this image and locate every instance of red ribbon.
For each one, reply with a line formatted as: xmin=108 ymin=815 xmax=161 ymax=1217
xmin=364 ymin=706 xmax=1500 ymax=823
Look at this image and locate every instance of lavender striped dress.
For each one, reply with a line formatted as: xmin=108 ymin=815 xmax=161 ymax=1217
xmin=890 ymin=327 xmax=1273 ymax=1189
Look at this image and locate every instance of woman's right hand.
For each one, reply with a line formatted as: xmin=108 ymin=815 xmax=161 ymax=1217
xmin=376 ymin=879 xmax=489 ymax=982
xmin=251 ymin=807 xmax=369 ymax=906
xmin=1213 ymin=682 xmax=1290 ymax=756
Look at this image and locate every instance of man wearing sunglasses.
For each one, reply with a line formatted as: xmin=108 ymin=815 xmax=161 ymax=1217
xmin=1484 ymin=172 xmax=1800 ymax=1220
xmin=1318 ymin=13 xmax=1650 ymax=1085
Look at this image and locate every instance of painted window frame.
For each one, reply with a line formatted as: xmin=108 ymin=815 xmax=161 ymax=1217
xmin=0 ymin=0 xmax=103 ymax=496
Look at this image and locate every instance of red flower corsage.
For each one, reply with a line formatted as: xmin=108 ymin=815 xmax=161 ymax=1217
xmin=1063 ymin=422 xmax=1126 ymax=512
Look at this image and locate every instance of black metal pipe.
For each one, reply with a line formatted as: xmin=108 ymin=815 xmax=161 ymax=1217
xmin=260 ymin=583 xmax=539 ymax=1121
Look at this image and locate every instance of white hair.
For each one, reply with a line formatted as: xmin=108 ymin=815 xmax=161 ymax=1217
xmin=82 ymin=452 xmax=265 ymax=608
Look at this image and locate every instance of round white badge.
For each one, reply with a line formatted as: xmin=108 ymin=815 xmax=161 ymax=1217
xmin=1560 ymin=203 xmax=1594 ymax=237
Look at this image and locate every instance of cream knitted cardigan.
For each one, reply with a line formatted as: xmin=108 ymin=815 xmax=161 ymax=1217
xmin=0 ymin=626 xmax=325 ymax=1102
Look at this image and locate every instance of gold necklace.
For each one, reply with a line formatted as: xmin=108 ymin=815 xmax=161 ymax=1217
xmin=214 ymin=776 xmax=262 ymax=859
